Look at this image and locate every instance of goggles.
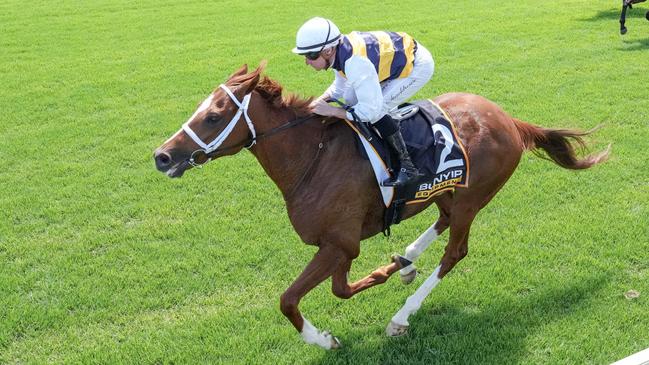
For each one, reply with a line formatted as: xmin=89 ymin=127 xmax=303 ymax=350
xmin=303 ymin=51 xmax=321 ymax=61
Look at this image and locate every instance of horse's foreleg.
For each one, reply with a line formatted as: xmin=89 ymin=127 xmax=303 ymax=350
xmin=387 ymin=205 xmax=476 ymax=336
xmin=331 ymin=256 xmax=402 ymax=299
xmin=280 ymin=244 xmax=344 ymax=349
xmin=621 ymin=3 xmax=630 ymax=35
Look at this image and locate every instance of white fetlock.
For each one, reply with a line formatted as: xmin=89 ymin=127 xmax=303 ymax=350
xmin=301 ymin=317 xmax=342 ymax=350
xmin=386 ymin=320 xmax=409 ymax=337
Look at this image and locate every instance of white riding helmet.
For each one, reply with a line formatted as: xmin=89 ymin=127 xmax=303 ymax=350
xmin=292 ymin=17 xmax=341 ymax=54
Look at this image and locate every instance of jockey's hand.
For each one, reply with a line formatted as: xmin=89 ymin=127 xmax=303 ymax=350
xmin=309 ymin=99 xmax=334 ymax=115
xmin=310 ymin=99 xmax=347 ymax=119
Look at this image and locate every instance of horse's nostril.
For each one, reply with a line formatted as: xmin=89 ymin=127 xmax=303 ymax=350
xmin=158 ymin=154 xmax=170 ymax=165
xmin=155 ymin=151 xmax=172 ymax=170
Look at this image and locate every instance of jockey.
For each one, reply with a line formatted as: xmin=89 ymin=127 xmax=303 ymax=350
xmin=292 ymin=17 xmax=435 ymax=187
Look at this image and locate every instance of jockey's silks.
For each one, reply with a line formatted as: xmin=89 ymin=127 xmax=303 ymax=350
xmin=332 ymin=31 xmax=418 ymax=82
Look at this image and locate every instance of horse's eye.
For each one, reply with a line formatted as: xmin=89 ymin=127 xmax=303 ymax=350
xmin=206 ymin=114 xmax=220 ymax=124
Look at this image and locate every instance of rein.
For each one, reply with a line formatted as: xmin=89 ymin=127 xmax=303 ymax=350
xmin=202 ymin=113 xmax=318 ymax=159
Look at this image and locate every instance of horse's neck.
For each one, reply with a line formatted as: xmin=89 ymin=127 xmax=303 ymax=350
xmin=248 ymin=105 xmax=326 ymax=198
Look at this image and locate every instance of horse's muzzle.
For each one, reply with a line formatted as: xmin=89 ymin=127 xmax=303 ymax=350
xmin=154 ymin=148 xmax=193 ymax=178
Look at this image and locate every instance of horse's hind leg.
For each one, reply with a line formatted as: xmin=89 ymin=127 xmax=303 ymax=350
xmin=331 ymin=256 xmax=404 ymax=298
xmin=399 ymin=195 xmax=451 ymax=284
xmin=387 ymin=203 xmax=477 ymax=336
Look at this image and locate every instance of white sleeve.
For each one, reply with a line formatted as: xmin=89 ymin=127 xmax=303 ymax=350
xmin=343 ymin=56 xmax=383 ymax=123
xmin=321 ymin=70 xmax=347 ymax=100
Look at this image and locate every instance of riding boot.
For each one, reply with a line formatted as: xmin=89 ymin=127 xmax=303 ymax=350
xmin=381 ymin=130 xmax=421 ymax=187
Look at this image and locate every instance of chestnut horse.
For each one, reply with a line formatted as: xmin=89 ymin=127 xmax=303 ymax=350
xmin=153 ymin=63 xmax=608 ymax=349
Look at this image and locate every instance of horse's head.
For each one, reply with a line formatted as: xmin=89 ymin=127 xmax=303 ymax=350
xmin=153 ymin=63 xmax=265 ymax=177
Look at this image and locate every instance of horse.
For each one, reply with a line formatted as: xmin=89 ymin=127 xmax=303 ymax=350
xmin=620 ymin=0 xmax=648 ymax=34
xmin=153 ymin=62 xmax=609 ymax=350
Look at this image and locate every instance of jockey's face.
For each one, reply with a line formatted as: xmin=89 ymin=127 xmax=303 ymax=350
xmin=305 ymin=54 xmax=326 ymax=70
xmin=305 ymin=47 xmax=335 ymax=71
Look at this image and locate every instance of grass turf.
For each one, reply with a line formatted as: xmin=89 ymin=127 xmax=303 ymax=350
xmin=1 ymin=0 xmax=648 ymax=364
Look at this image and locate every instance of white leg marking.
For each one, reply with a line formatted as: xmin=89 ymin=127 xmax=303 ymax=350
xmin=400 ymin=223 xmax=439 ymax=275
xmin=300 ymin=316 xmax=339 ymax=350
xmin=392 ymin=265 xmax=442 ymax=326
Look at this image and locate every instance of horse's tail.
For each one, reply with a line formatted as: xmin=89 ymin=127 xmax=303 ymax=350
xmin=511 ymin=118 xmax=610 ymax=170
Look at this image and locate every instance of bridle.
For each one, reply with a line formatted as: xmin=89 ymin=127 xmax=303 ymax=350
xmin=181 ymin=84 xmax=256 ymax=167
xmin=179 ymin=84 xmax=316 ymax=168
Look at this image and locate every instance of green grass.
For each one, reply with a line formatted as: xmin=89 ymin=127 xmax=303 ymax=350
xmin=1 ymin=0 xmax=648 ymax=364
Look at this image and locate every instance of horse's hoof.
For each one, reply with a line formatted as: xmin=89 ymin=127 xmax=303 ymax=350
xmin=400 ymin=268 xmax=417 ymax=285
xmin=386 ymin=321 xmax=409 ymax=337
xmin=621 ymin=26 xmax=628 ymax=35
xmin=645 ymin=11 xmax=649 ymax=20
xmin=391 ymin=254 xmax=412 ymax=269
xmin=322 ymin=331 xmax=342 ymax=349
xmin=331 ymin=336 xmax=342 ymax=349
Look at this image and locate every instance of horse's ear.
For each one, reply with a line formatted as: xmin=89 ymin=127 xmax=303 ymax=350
xmin=236 ymin=60 xmax=267 ymax=95
xmin=228 ymin=64 xmax=248 ymax=80
xmin=254 ymin=60 xmax=268 ymax=75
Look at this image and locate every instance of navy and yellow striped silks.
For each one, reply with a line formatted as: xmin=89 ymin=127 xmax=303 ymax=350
xmin=332 ymin=31 xmax=418 ymax=82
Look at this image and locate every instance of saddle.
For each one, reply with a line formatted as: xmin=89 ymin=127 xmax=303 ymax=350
xmin=345 ymin=100 xmax=470 ymax=234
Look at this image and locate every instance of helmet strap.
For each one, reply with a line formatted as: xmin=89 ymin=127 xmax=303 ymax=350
xmin=323 ymin=47 xmax=336 ymax=70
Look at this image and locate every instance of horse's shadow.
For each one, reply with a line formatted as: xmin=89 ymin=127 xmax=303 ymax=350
xmin=620 ymin=37 xmax=649 ymax=50
xmin=580 ymin=6 xmax=648 ymax=22
xmin=317 ymin=273 xmax=609 ymax=365
xmin=580 ymin=7 xmax=649 ymax=51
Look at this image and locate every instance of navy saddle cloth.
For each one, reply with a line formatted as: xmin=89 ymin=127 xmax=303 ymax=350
xmin=353 ymin=99 xmax=470 ymax=205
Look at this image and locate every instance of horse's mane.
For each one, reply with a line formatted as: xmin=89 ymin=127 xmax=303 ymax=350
xmin=229 ymin=71 xmax=314 ymax=117
xmin=256 ymin=76 xmax=314 ymax=117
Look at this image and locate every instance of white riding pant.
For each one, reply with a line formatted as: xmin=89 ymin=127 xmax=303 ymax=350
xmin=343 ymin=44 xmax=435 ymax=124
